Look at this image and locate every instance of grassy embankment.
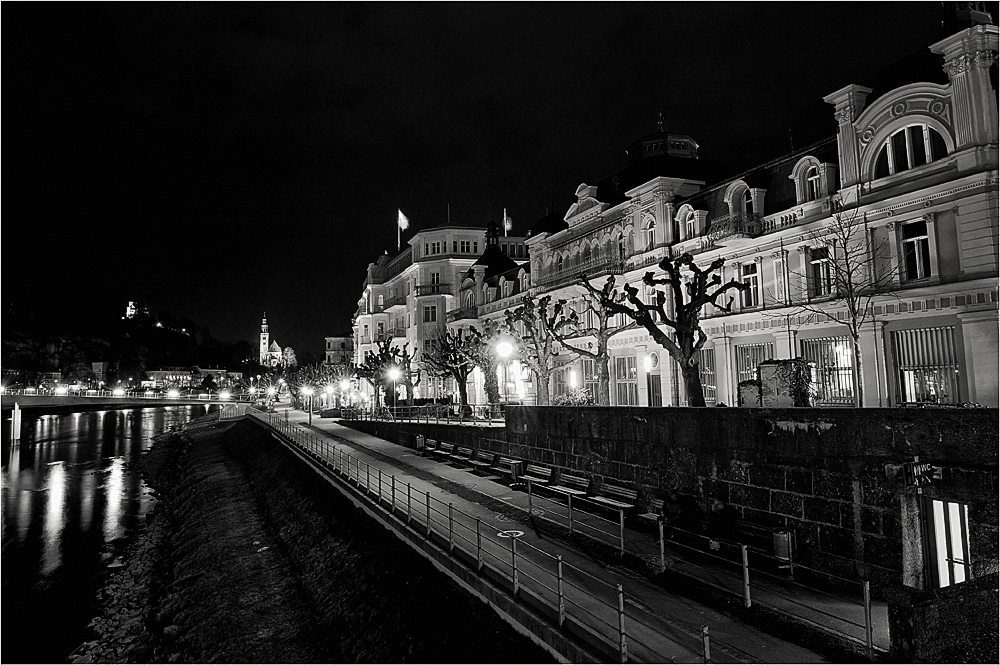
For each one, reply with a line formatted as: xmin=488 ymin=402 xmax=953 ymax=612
xmin=76 ymin=417 xmax=551 ymax=663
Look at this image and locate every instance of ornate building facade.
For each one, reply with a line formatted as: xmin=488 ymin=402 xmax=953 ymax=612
xmin=353 ymin=16 xmax=998 ymax=409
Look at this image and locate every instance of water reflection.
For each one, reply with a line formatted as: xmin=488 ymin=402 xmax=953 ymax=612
xmin=1 ymin=404 xmax=218 ymax=664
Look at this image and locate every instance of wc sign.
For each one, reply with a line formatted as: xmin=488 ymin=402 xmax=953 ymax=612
xmin=905 ymin=457 xmax=942 ymax=486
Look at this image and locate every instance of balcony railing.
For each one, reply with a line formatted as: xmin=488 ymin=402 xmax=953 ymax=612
xmin=415 ymin=283 xmax=452 ymax=296
xmin=386 ymin=294 xmax=408 ymax=308
xmin=536 ymin=257 xmax=625 ymax=288
xmin=446 ymin=306 xmax=479 ymax=323
xmin=705 ymin=212 xmax=763 ymax=247
xmin=390 ymin=327 xmax=407 ymax=338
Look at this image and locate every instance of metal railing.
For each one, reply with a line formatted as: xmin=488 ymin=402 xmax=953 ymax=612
xmin=219 ymin=404 xmax=756 ymax=663
xmin=344 ymin=404 xmax=508 ymax=425
xmin=415 ymin=283 xmax=452 ymax=296
xmin=536 ymin=257 xmax=625 ymax=288
xmin=704 ymin=212 xmax=762 ymax=247
xmin=446 ymin=306 xmax=479 ymax=323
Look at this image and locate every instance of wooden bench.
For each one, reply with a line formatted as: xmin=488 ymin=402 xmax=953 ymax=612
xmin=638 ymin=498 xmax=664 ymax=524
xmin=448 ymin=445 xmax=475 ymax=466
xmin=522 ymin=463 xmax=554 ymax=486
xmin=491 ymin=456 xmax=523 ymax=483
xmin=428 ymin=441 xmax=455 ymax=460
xmin=586 ymin=482 xmax=638 ymax=513
xmin=469 ymin=450 xmax=498 ymax=473
xmin=548 ymin=472 xmax=590 ymax=498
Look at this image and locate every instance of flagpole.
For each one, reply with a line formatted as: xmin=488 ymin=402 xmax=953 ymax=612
xmin=504 ymin=207 xmax=508 ymax=237
xmin=397 ymin=221 xmax=401 ymax=252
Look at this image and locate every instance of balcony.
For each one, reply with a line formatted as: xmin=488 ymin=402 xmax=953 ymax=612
xmin=447 ymin=306 xmax=479 ymax=323
xmin=386 ymin=294 xmax=408 ymax=308
xmin=705 ymin=212 xmax=763 ymax=247
xmin=415 ymin=283 xmax=452 ymax=296
xmin=536 ymin=257 xmax=625 ymax=288
xmin=391 ymin=327 xmax=407 ymax=338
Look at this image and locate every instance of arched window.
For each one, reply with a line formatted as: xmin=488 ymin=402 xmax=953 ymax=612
xmin=645 ymin=218 xmax=656 ymax=250
xmin=743 ymin=189 xmax=754 ymax=216
xmin=556 ymin=254 xmax=564 ymax=272
xmin=582 ymin=243 xmax=592 ymax=265
xmin=805 ymin=166 xmax=820 ymax=202
xmin=684 ymin=210 xmax=697 ymax=239
xmin=465 ymin=293 xmax=475 ymax=309
xmin=874 ymin=124 xmax=948 ymax=179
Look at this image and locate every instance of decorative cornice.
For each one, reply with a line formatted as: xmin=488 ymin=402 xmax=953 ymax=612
xmin=867 ymin=175 xmax=994 ymax=220
xmin=834 ymin=107 xmax=854 ymax=125
xmin=943 ymin=49 xmax=998 ymax=77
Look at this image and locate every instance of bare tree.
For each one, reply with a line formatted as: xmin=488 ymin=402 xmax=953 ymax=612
xmin=505 ymin=294 xmax=577 ymax=406
xmin=781 ymin=201 xmax=898 ymax=406
xmin=423 ymin=329 xmax=477 ymax=409
xmin=604 ymin=253 xmax=746 ymax=407
xmin=389 ymin=342 xmax=421 ymax=406
xmin=465 ymin=320 xmax=503 ymax=404
xmin=550 ymin=274 xmax=637 ymax=406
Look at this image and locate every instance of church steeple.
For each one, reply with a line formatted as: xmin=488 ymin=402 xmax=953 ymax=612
xmin=259 ymin=312 xmax=270 ymax=364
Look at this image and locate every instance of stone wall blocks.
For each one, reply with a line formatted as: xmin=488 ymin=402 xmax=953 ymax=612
xmin=860 ymin=476 xmax=897 ymax=509
xmin=813 ymin=472 xmax=854 ymax=502
xmin=818 ymin=525 xmax=855 ymax=555
xmin=772 ymin=491 xmax=805 ymax=518
xmin=861 ymin=506 xmax=883 ymax=535
xmin=729 ymin=484 xmax=770 ymax=511
xmin=804 ymin=497 xmax=843 ymax=526
xmin=750 ymin=465 xmax=786 ymax=490
xmin=785 ymin=468 xmax=813 ymax=494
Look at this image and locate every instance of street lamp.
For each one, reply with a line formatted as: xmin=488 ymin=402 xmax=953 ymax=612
xmin=387 ymin=367 xmax=400 ymax=412
xmin=340 ymin=379 xmax=351 ymax=407
xmin=267 ymin=385 xmax=276 ymax=408
xmin=325 ymin=385 xmax=334 ymax=408
xmin=497 ymin=341 xmax=513 ymax=404
xmin=302 ymin=386 xmax=314 ymax=426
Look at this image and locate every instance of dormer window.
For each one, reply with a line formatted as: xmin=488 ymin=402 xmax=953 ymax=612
xmin=644 ymin=217 xmax=656 ymax=250
xmin=806 ymin=167 xmax=821 ymax=202
xmin=684 ymin=211 xmax=696 ymax=239
xmin=873 ymin=124 xmax=948 ymax=179
xmin=743 ymin=189 xmax=754 ymax=215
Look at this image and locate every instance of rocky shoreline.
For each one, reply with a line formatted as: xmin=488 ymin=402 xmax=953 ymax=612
xmin=71 ymin=416 xmax=550 ymax=663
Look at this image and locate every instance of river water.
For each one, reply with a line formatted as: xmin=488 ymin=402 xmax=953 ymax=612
xmin=1 ymin=405 xmax=219 ymax=664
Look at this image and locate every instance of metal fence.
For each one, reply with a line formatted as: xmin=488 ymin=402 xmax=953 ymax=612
xmin=344 ymin=404 xmax=507 ymax=425
xmin=219 ymin=405 xmax=762 ymax=663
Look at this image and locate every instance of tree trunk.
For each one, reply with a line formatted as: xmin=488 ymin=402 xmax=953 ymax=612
xmin=597 ymin=357 xmax=611 ymax=406
xmin=536 ymin=374 xmax=550 ymax=406
xmin=681 ymin=360 xmax=706 ymax=407
xmin=483 ymin=361 xmax=500 ymax=403
xmin=457 ymin=373 xmax=469 ymax=406
xmin=851 ymin=332 xmax=865 ymax=407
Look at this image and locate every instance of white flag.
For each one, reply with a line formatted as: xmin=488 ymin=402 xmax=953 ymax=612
xmin=397 ymin=209 xmax=410 ymax=230
xmin=503 ymin=213 xmax=513 ymax=232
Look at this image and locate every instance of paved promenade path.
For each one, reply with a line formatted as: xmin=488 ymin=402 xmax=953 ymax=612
xmin=257 ymin=403 xmax=830 ymax=664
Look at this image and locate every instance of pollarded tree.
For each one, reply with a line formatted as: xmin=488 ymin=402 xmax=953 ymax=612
xmin=505 ymin=294 xmax=577 ymax=407
xmin=604 ymin=253 xmax=747 ymax=407
xmin=388 ymin=342 xmax=421 ymax=406
xmin=423 ymin=329 xmax=477 ymax=409
xmin=552 ymin=274 xmax=637 ymax=406
xmin=464 ymin=319 xmax=504 ymax=404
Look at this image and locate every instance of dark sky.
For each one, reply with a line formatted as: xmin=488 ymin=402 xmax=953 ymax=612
xmin=4 ymin=2 xmax=951 ymax=354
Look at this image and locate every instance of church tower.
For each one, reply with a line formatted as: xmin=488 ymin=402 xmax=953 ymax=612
xmin=259 ymin=312 xmax=270 ymax=364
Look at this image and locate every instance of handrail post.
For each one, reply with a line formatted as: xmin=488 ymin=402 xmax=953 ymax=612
xmin=557 ymin=555 xmax=565 ymax=628
xmin=378 ymin=468 xmax=383 ymax=505
xmin=527 ymin=478 xmax=533 ymax=514
xmin=659 ymin=519 xmax=666 ymax=572
xmin=391 ymin=475 xmax=396 ymax=515
xmin=448 ymin=503 xmax=454 ymax=554
xmin=617 ymin=584 xmax=627 ymax=663
xmin=511 ymin=536 xmax=519 ymax=596
xmin=366 ymin=464 xmax=371 ymax=496
xmin=619 ymin=509 xmax=625 ymax=557
xmin=863 ymin=580 xmax=874 ymax=661
xmin=476 ymin=517 xmax=483 ymax=573
xmin=407 ymin=483 xmax=412 ymax=524
xmin=742 ymin=545 xmax=752 ymax=608
xmin=702 ymin=625 xmax=711 ymax=664
xmin=568 ymin=495 xmax=574 ymax=534
xmin=425 ymin=491 xmax=432 ymax=539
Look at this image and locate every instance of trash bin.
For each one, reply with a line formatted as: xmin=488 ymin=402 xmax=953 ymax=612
xmin=773 ymin=530 xmax=794 ymax=577
xmin=415 ymin=434 xmax=425 ymax=454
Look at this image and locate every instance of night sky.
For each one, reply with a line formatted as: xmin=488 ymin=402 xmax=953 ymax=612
xmin=4 ymin=2 xmax=950 ymax=355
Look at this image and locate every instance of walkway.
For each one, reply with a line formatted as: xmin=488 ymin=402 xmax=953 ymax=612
xmin=234 ymin=403 xmax=836 ymax=664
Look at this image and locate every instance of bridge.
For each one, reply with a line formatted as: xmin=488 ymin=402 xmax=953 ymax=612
xmin=1 ymin=392 xmax=242 ymax=413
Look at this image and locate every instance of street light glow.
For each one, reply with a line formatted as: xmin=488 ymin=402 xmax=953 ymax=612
xmin=497 ymin=341 xmax=513 ymax=358
xmin=302 ymin=386 xmax=314 ymax=396
xmin=267 ymin=386 xmax=276 ymax=395
xmin=340 ymin=379 xmax=351 ymax=391
xmin=388 ymin=368 xmax=401 ymax=381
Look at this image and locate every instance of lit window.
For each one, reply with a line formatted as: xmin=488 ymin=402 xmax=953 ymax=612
xmin=806 ymin=166 xmax=821 ymax=201
xmin=874 ymin=124 xmax=948 ymax=178
xmin=901 ymin=221 xmax=931 ymax=281
xmin=645 ymin=220 xmax=656 ymax=250
xmin=740 ymin=263 xmax=760 ymax=308
xmin=810 ymin=247 xmax=833 ymax=297
xmin=924 ymin=497 xmax=973 ymax=589
xmin=743 ymin=189 xmax=754 ymax=216
xmin=685 ymin=211 xmax=696 ymax=239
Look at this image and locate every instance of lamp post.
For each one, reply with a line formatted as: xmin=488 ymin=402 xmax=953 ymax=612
xmin=267 ymin=386 xmax=276 ymax=408
xmin=302 ymin=386 xmax=314 ymax=426
xmin=388 ymin=367 xmax=400 ymax=413
xmin=497 ymin=341 xmax=513 ymax=404
xmin=340 ymin=379 xmax=351 ymax=407
xmin=325 ymin=384 xmax=334 ymax=409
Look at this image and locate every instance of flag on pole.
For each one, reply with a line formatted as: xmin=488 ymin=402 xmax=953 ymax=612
xmin=397 ymin=209 xmax=410 ymax=230
xmin=503 ymin=208 xmax=513 ymax=236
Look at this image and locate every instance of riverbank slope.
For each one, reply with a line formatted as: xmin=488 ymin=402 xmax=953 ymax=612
xmin=74 ymin=416 xmax=549 ymax=663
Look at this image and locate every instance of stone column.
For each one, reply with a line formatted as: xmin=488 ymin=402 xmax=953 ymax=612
xmin=822 ymin=84 xmax=873 ymax=191
xmin=715 ymin=335 xmax=734 ymax=406
xmin=931 ymin=26 xmax=999 ymax=150
xmin=857 ymin=321 xmax=887 ymax=407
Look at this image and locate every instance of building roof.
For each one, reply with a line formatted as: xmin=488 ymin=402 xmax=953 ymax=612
xmin=527 ymin=209 xmax=569 ymax=238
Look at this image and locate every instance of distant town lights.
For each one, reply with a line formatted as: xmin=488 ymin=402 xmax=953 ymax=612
xmin=168 ymin=389 xmax=179 ymax=398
